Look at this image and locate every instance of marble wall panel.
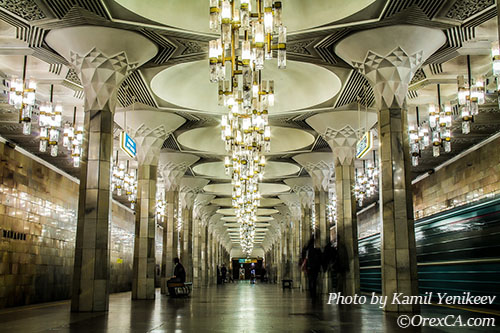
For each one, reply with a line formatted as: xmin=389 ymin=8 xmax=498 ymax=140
xmin=358 ymin=136 xmax=500 ymax=237
xmin=0 ymin=142 xmax=135 ymax=308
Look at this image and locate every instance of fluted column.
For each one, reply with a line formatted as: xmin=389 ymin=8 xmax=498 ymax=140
xmin=158 ymin=153 xmax=199 ymax=294
xmin=161 ymin=189 xmax=178 ymax=293
xmin=335 ymin=160 xmax=360 ymax=296
xmin=306 ymin=111 xmax=378 ymax=297
xmin=336 ymin=25 xmax=446 ymax=311
xmin=46 ymin=27 xmax=157 ymax=312
xmin=285 ymin=178 xmax=314 ymax=290
xmin=293 ymin=155 xmax=335 ymax=293
xmin=115 ymin=110 xmax=185 ymax=300
xmin=179 ymin=178 xmax=209 ymax=283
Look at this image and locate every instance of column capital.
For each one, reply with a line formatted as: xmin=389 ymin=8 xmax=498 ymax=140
xmin=158 ymin=152 xmax=200 ymax=191
xmin=116 ymin=110 xmax=186 ymax=166
xmin=335 ymin=25 xmax=446 ymax=110
xmin=293 ymin=153 xmax=334 ymax=192
xmin=306 ymin=111 xmax=378 ymax=165
xmin=284 ymin=177 xmax=315 ymax=208
xmin=70 ymin=48 xmax=136 ymax=112
xmin=46 ymin=26 xmax=157 ymax=114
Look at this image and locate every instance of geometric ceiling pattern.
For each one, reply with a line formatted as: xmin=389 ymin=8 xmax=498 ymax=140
xmin=1 ymin=0 xmax=499 ymax=252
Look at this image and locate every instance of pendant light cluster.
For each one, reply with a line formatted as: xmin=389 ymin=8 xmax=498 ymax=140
xmin=410 ymin=55 xmax=489 ymax=166
xmin=62 ymin=107 xmax=84 ymax=167
xmin=354 ymin=152 xmax=378 ymax=207
xmin=327 ymin=187 xmax=337 ymax=226
xmin=409 ymin=107 xmax=430 ymax=166
xmin=8 ymin=56 xmax=36 ymax=136
xmin=428 ymin=87 xmax=453 ymax=158
xmin=209 ymin=0 xmax=287 ymax=255
xmin=458 ymin=55 xmax=484 ymax=135
xmin=155 ymin=185 xmax=167 ymax=223
xmin=38 ymin=85 xmax=62 ymax=157
xmin=8 ymin=56 xmax=84 ymax=164
xmin=111 ymin=154 xmax=138 ymax=210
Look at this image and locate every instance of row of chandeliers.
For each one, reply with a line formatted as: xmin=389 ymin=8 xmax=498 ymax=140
xmin=8 ymin=56 xmax=83 ymax=166
xmin=209 ymin=0 xmax=286 ymax=255
xmin=8 ymin=58 xmax=140 ymax=209
xmin=408 ymin=51 xmax=498 ymax=166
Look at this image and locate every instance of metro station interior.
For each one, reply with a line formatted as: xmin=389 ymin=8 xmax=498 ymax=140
xmin=0 ymin=0 xmax=500 ymax=332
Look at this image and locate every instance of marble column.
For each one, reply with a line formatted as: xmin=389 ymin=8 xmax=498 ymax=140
xmin=115 ymin=110 xmax=186 ymax=300
xmin=293 ymin=154 xmax=335 ymax=293
xmin=158 ymin=152 xmax=199 ymax=294
xmin=179 ymin=178 xmax=209 ymax=283
xmin=279 ymin=193 xmax=302 ymax=288
xmin=192 ymin=195 xmax=215 ymax=288
xmin=306 ymin=111 xmax=378 ymax=296
xmin=336 ymin=25 xmax=446 ymax=311
xmin=335 ymin=160 xmax=360 ymax=296
xmin=45 ymin=26 xmax=157 ymax=312
xmin=285 ymin=178 xmax=314 ymax=291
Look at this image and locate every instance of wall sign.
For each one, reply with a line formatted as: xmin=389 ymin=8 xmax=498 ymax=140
xmin=356 ymin=131 xmax=373 ymax=159
xmin=120 ymin=131 xmax=136 ymax=158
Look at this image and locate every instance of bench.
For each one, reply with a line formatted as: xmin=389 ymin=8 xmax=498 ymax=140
xmin=282 ymin=279 xmax=293 ymax=289
xmin=167 ymin=281 xmax=192 ymax=297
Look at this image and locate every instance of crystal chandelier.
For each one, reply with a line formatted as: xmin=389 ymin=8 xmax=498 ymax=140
xmin=155 ymin=185 xmax=167 ymax=223
xmin=409 ymin=107 xmax=430 ymax=166
xmin=458 ymin=56 xmax=484 ymax=135
xmin=8 ymin=56 xmax=36 ymax=135
xmin=38 ymin=85 xmax=63 ymax=157
xmin=428 ymin=85 xmax=453 ymax=157
xmin=210 ymin=0 xmax=286 ymax=255
xmin=62 ymin=107 xmax=84 ymax=167
xmin=327 ymin=187 xmax=337 ymax=227
xmin=354 ymin=153 xmax=378 ymax=206
xmin=111 ymin=155 xmax=137 ymax=209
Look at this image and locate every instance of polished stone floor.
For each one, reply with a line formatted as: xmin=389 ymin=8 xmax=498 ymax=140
xmin=0 ymin=282 xmax=498 ymax=332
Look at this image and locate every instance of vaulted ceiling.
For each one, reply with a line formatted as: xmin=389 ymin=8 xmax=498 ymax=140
xmin=1 ymin=0 xmax=499 ymax=254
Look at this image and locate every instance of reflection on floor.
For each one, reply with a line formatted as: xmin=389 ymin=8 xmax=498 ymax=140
xmin=0 ymin=282 xmax=498 ymax=332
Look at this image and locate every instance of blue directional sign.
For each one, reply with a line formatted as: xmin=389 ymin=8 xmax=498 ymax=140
xmin=356 ymin=131 xmax=373 ymax=159
xmin=120 ymin=131 xmax=137 ymax=158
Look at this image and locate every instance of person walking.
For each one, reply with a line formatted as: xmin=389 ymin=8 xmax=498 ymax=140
xmin=221 ymin=265 xmax=227 ymax=284
xmin=302 ymin=238 xmax=322 ymax=301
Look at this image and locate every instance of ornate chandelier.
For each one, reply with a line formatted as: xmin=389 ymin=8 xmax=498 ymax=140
xmin=62 ymin=107 xmax=84 ymax=167
xmin=111 ymin=156 xmax=138 ymax=209
xmin=354 ymin=153 xmax=378 ymax=207
xmin=8 ymin=56 xmax=36 ymax=135
xmin=458 ymin=56 xmax=484 ymax=135
xmin=155 ymin=185 xmax=167 ymax=223
xmin=209 ymin=0 xmax=286 ymax=255
xmin=38 ymin=85 xmax=63 ymax=157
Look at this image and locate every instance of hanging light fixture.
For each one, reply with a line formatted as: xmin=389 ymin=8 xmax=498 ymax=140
xmin=155 ymin=185 xmax=167 ymax=223
xmin=111 ymin=156 xmax=138 ymax=209
xmin=458 ymin=55 xmax=484 ymax=134
xmin=409 ymin=107 xmax=429 ymax=166
xmin=38 ymin=85 xmax=63 ymax=156
xmin=354 ymin=151 xmax=379 ymax=206
xmin=209 ymin=0 xmax=286 ymax=256
xmin=426 ymin=84 xmax=455 ymax=158
xmin=63 ymin=107 xmax=84 ymax=167
xmin=8 ymin=56 xmax=36 ymax=135
xmin=327 ymin=187 xmax=337 ymax=227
